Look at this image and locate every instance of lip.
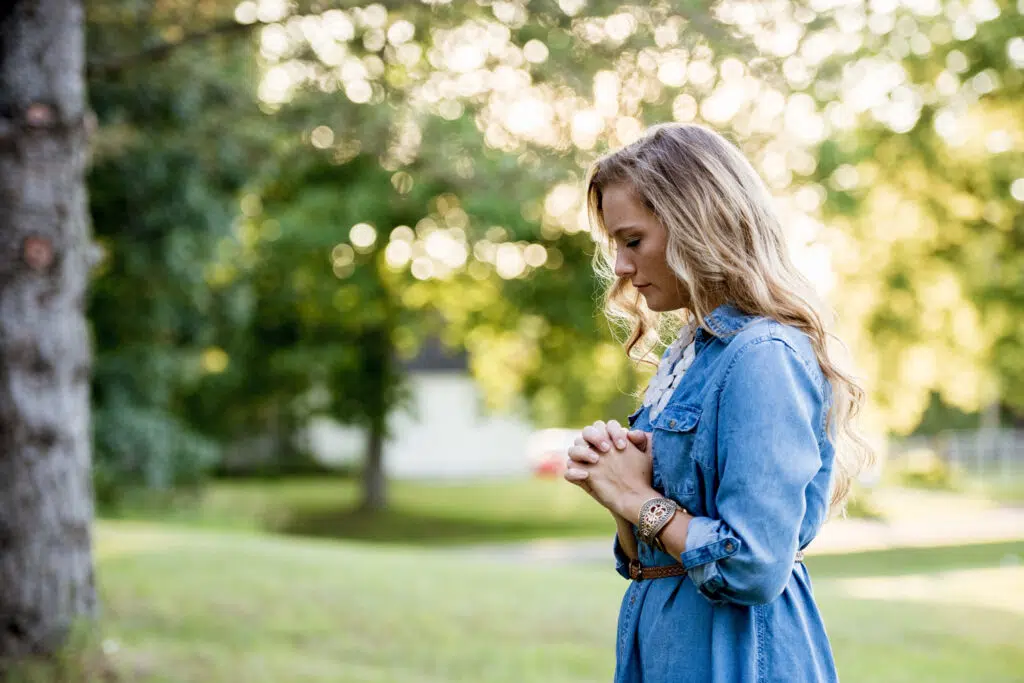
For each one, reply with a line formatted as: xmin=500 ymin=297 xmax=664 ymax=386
xmin=634 ymin=283 xmax=651 ymax=289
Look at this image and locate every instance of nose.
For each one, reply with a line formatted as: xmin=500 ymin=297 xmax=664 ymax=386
xmin=614 ymin=249 xmax=635 ymax=279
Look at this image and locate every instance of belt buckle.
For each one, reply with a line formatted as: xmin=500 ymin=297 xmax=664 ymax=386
xmin=629 ymin=558 xmax=644 ymax=581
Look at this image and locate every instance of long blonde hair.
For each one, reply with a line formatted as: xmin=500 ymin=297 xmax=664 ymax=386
xmin=587 ymin=123 xmax=872 ymax=512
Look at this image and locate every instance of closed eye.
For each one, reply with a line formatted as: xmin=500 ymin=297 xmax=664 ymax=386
xmin=625 ymin=238 xmax=641 ymax=248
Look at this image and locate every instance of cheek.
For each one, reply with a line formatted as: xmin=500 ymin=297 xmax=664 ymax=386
xmin=645 ymin=248 xmax=671 ymax=276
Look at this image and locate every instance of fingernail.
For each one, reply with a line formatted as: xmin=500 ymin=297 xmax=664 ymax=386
xmin=601 ymin=441 xmax=610 ymax=451
xmin=617 ymin=440 xmax=626 ymax=449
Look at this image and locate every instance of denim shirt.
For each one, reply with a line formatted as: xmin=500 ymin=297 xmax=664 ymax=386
xmin=612 ymin=304 xmax=839 ymax=683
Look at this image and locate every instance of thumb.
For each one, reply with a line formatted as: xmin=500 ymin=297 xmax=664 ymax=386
xmin=627 ymin=429 xmax=649 ymax=450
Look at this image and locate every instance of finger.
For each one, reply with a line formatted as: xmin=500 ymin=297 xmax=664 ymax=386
xmin=627 ymin=429 xmax=648 ymax=446
xmin=585 ymin=423 xmax=606 ymax=450
xmin=606 ymin=419 xmax=628 ymax=450
xmin=567 ymin=444 xmax=600 ymax=464
xmin=563 ymin=465 xmax=590 ymax=482
xmin=582 ymin=425 xmax=611 ymax=452
xmin=564 ymin=472 xmax=593 ymax=496
xmin=573 ymin=436 xmax=588 ymax=449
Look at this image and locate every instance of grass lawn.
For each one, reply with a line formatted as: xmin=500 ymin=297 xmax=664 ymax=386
xmin=90 ymin=522 xmax=1024 ymax=683
xmin=964 ymin=474 xmax=1024 ymax=506
xmin=102 ymin=477 xmax=617 ymax=545
xmin=102 ymin=476 xmax=940 ymax=546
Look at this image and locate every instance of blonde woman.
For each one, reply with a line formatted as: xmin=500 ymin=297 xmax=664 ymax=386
xmin=563 ymin=123 xmax=870 ymax=683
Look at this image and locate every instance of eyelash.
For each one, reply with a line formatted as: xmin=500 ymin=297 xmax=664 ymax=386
xmin=625 ymin=238 xmax=641 ymax=248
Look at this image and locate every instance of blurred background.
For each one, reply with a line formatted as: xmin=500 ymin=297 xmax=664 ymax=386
xmin=48 ymin=0 xmax=1024 ymax=680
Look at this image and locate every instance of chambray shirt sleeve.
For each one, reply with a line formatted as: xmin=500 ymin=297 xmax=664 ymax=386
xmin=612 ymin=533 xmax=633 ymax=580
xmin=611 ymin=403 xmax=648 ymax=580
xmin=678 ymin=338 xmax=824 ymax=606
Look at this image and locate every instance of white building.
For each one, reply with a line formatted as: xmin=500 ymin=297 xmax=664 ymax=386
xmin=306 ymin=339 xmax=537 ymax=479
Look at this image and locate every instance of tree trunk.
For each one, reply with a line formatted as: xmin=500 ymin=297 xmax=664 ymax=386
xmin=360 ymin=326 xmax=392 ymax=512
xmin=361 ymin=414 xmax=386 ymax=512
xmin=0 ymin=0 xmax=96 ymax=662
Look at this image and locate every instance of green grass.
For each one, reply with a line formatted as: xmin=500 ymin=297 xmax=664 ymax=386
xmin=103 ymin=476 xmax=900 ymax=546
xmin=964 ymin=475 xmax=1024 ymax=505
xmin=90 ymin=522 xmax=1024 ymax=683
xmin=804 ymin=539 xmax=1024 ymax=578
xmin=102 ymin=477 xmax=616 ymax=545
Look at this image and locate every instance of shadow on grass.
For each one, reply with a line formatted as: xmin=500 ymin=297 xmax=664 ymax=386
xmin=274 ymin=506 xmax=608 ymax=546
xmin=275 ymin=503 xmax=1024 ymax=580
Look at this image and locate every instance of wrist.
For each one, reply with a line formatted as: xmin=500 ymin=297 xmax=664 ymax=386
xmin=616 ymin=487 xmax=660 ymax=525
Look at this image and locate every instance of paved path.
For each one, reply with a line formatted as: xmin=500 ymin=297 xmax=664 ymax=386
xmin=451 ymin=488 xmax=1024 ymax=566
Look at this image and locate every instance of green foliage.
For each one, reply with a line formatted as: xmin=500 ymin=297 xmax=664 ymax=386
xmin=841 ymin=487 xmax=885 ymax=521
xmin=912 ymin=391 xmax=984 ymax=434
xmin=889 ymin=448 xmax=960 ymax=491
xmin=807 ymin=4 xmax=1024 ymax=430
xmin=87 ymin=7 xmax=269 ymax=499
xmin=84 ymin=0 xmax=1024 ymax=505
xmin=92 ymin=403 xmax=218 ymax=506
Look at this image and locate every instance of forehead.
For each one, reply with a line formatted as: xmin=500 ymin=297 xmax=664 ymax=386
xmin=601 ymin=182 xmax=652 ymax=231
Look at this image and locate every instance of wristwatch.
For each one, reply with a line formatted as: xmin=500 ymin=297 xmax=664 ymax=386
xmin=637 ymin=497 xmax=680 ymax=551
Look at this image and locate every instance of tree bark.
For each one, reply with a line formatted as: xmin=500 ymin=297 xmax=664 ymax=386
xmin=361 ymin=413 xmax=386 ymax=512
xmin=0 ymin=0 xmax=97 ymax=662
xmin=360 ymin=326 xmax=391 ymax=512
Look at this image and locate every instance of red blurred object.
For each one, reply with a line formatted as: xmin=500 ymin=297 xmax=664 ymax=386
xmin=533 ymin=451 xmax=568 ymax=478
xmin=526 ymin=428 xmax=577 ymax=478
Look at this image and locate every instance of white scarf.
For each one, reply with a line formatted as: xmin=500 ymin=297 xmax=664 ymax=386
xmin=642 ymin=319 xmax=698 ymax=420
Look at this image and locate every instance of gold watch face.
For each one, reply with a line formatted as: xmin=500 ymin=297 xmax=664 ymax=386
xmin=639 ymin=498 xmax=677 ymax=546
xmin=642 ymin=501 xmax=673 ymax=523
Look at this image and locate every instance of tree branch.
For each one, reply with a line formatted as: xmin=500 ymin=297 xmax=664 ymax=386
xmin=87 ymin=18 xmax=257 ymax=78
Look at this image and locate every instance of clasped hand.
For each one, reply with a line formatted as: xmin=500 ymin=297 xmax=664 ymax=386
xmin=563 ymin=419 xmax=654 ymax=520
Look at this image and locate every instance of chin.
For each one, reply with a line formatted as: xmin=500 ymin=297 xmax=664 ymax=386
xmin=642 ymin=296 xmax=668 ymax=312
xmin=642 ymin=292 xmax=685 ymax=313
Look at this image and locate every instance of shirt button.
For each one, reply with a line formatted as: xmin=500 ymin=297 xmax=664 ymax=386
xmin=668 ymin=419 xmax=676 ymax=428
xmin=724 ymin=541 xmax=736 ymax=553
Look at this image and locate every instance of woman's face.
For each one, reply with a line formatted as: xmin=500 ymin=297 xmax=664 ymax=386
xmin=602 ymin=182 xmax=688 ymax=312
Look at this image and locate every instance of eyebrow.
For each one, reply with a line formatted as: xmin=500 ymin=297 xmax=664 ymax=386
xmin=608 ymin=223 xmax=643 ymax=238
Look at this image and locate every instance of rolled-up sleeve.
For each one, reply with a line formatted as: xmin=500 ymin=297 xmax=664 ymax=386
xmin=678 ymin=338 xmax=824 ymax=606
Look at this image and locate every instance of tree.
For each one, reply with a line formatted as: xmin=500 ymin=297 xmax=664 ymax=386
xmin=79 ymin=0 xmax=860 ymax=511
xmin=803 ymin=0 xmax=1024 ymax=432
xmin=229 ymin=112 xmax=585 ymax=510
xmin=81 ymin=0 xmax=1022 ymax=517
xmin=87 ymin=3 xmax=268 ymax=501
xmin=219 ymin=0 xmax=790 ymax=509
xmin=0 ymin=0 xmax=96 ymax=664
xmin=82 ymin=0 xmax=657 ymax=510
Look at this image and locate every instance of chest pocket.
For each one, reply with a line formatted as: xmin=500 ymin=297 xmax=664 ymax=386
xmin=651 ymin=402 xmax=705 ymax=513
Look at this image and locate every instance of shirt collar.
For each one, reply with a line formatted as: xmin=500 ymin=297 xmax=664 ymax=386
xmin=698 ymin=303 xmax=754 ymax=340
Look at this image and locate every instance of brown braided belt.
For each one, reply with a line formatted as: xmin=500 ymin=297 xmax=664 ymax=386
xmin=629 ymin=551 xmax=806 ymax=581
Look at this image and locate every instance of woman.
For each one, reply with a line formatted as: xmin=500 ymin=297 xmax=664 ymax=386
xmin=563 ymin=123 xmax=870 ymax=683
